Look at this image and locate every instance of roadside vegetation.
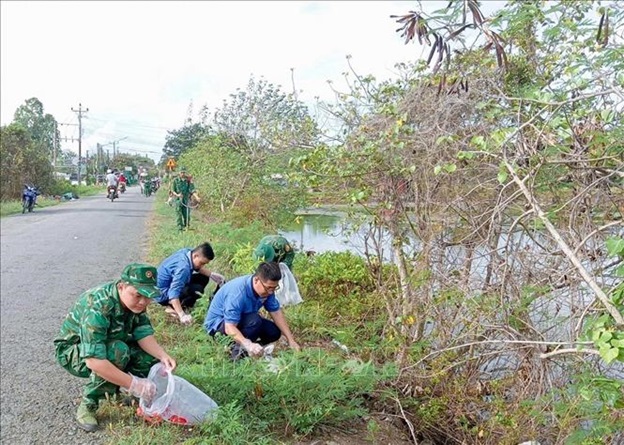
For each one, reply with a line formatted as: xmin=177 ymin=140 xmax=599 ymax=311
xmin=3 ymin=1 xmax=621 ymax=444
xmin=107 ymin=2 xmax=622 ymax=444
xmin=0 ymin=184 xmax=104 ymax=217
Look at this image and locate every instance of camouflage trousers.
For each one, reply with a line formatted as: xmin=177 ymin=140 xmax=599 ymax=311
xmin=55 ymin=340 xmax=157 ymax=408
xmin=175 ymin=198 xmax=191 ymax=229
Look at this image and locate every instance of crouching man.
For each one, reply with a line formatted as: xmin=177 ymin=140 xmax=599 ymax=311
xmin=54 ymin=263 xmax=177 ymax=432
xmin=203 ymin=261 xmax=301 ymax=360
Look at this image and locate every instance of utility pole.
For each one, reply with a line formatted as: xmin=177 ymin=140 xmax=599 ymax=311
xmin=71 ymin=103 xmax=89 ymax=184
xmin=53 ymin=121 xmax=59 ymax=169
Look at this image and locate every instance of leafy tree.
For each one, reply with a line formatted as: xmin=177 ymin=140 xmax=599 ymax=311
xmin=0 ymin=123 xmax=54 ymax=199
xmin=160 ymin=122 xmax=212 ymax=163
xmin=212 ymin=75 xmax=320 ymax=161
xmin=13 ymin=97 xmax=59 ymax=162
xmin=291 ymin=1 xmax=623 ymax=440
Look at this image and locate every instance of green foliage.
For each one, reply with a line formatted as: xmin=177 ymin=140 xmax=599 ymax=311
xmin=0 ymin=123 xmax=55 ymax=199
xmin=13 ymin=97 xmax=58 ymax=161
xmin=580 ymin=236 xmax=624 ymax=364
xmin=296 ymin=251 xmax=373 ymax=305
xmin=546 ymin=372 xmax=624 ymax=445
xmin=212 ymin=75 xmax=320 ymax=155
xmin=161 ymin=122 xmax=212 ymax=162
xmin=182 ymin=347 xmax=393 ymax=436
xmin=179 ymin=133 xmax=307 ymax=228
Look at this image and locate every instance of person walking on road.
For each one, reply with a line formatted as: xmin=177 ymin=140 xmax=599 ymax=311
xmin=54 ymin=263 xmax=177 ymax=432
xmin=253 ymin=235 xmax=296 ymax=270
xmin=203 ymin=261 xmax=300 ymax=361
xmin=170 ymin=167 xmax=200 ymax=231
xmin=155 ymin=242 xmax=225 ymax=325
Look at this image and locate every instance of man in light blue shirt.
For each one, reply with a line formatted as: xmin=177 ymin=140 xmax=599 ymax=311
xmin=204 ymin=262 xmax=301 ymax=360
xmin=156 ymin=242 xmax=225 ymax=325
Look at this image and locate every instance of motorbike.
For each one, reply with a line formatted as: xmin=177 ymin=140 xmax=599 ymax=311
xmin=119 ymin=182 xmax=126 ymax=193
xmin=107 ymin=185 xmax=119 ymax=202
xmin=22 ymin=185 xmax=40 ymax=213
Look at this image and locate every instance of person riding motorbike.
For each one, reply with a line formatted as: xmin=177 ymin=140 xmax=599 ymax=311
xmin=118 ymin=173 xmax=127 ymax=193
xmin=106 ymin=169 xmax=119 ymax=199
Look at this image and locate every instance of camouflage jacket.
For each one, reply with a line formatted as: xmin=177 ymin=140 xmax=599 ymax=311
xmin=258 ymin=235 xmax=295 ymax=269
xmin=53 ymin=281 xmax=155 ymax=360
xmin=171 ymin=177 xmax=195 ymax=199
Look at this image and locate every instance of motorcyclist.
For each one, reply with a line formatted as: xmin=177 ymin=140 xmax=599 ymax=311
xmin=106 ymin=169 xmax=119 ymax=198
xmin=118 ymin=173 xmax=127 ymax=193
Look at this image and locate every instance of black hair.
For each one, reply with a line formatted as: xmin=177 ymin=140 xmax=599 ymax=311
xmin=193 ymin=242 xmax=215 ymax=260
xmin=255 ymin=261 xmax=282 ymax=282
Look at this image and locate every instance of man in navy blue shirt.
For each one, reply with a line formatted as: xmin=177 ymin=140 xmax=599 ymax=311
xmin=204 ymin=262 xmax=301 ymax=360
xmin=156 ymin=242 xmax=225 ymax=325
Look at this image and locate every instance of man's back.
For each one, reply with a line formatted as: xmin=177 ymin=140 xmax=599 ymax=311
xmin=106 ymin=173 xmax=118 ymax=186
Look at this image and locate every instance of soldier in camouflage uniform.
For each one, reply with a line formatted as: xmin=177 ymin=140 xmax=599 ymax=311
xmin=54 ymin=263 xmax=177 ymax=432
xmin=170 ymin=167 xmax=200 ymax=231
xmin=253 ymin=235 xmax=295 ymax=271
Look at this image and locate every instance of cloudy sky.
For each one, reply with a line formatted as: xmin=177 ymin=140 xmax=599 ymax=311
xmin=1 ymin=1 xmax=491 ymax=162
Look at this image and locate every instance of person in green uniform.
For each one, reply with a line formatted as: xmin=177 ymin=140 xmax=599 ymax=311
xmin=143 ymin=177 xmax=153 ymax=197
xmin=253 ymin=235 xmax=295 ymax=271
xmin=170 ymin=167 xmax=200 ymax=231
xmin=54 ymin=263 xmax=177 ymax=432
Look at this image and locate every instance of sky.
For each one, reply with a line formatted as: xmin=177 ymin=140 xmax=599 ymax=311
xmin=0 ymin=1 xmax=497 ymax=163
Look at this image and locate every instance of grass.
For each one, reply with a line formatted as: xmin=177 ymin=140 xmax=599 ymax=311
xmin=0 ymin=184 xmax=103 ymax=217
xmin=100 ymin=189 xmax=399 ymax=444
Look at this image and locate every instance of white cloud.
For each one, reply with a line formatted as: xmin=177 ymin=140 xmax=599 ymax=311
xmin=1 ymin=1 xmax=500 ymax=161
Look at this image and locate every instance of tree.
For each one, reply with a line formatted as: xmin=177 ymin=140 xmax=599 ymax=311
xmin=13 ymin=97 xmax=59 ymax=163
xmin=291 ymin=1 xmax=623 ymax=440
xmin=212 ymin=75 xmax=320 ymax=160
xmin=160 ymin=122 xmax=212 ymax=163
xmin=0 ymin=123 xmax=54 ymax=199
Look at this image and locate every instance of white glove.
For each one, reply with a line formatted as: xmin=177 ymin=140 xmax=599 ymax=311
xmin=241 ymin=339 xmax=264 ymax=357
xmin=209 ymin=272 xmax=225 ymax=286
xmin=179 ymin=313 xmax=193 ymax=325
xmin=128 ymin=375 xmax=157 ymax=404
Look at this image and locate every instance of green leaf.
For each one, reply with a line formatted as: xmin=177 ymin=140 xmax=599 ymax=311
xmin=471 ymin=136 xmax=487 ymax=150
xmin=457 ymin=151 xmax=475 ymax=160
xmin=435 ymin=135 xmax=453 ymax=146
xmin=434 ymin=165 xmax=442 ymax=175
xmin=606 ymin=237 xmax=624 ymax=257
xmin=611 ymin=338 xmax=624 ymax=348
xmin=599 ymin=331 xmax=613 ymax=344
xmin=444 ymin=163 xmax=457 ymax=173
xmin=600 ymin=110 xmax=614 ymax=124
xmin=600 ymin=346 xmax=619 ymax=364
xmin=497 ymin=171 xmax=508 ymax=184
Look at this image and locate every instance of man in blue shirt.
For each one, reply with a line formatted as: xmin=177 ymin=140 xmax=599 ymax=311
xmin=204 ymin=262 xmax=301 ymax=360
xmin=156 ymin=242 xmax=225 ymax=325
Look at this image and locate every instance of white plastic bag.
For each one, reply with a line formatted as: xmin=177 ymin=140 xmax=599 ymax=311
xmin=138 ymin=363 xmax=218 ymax=425
xmin=274 ymin=262 xmax=303 ymax=307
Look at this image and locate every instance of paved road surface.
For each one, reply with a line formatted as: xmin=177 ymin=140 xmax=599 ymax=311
xmin=1 ymin=186 xmax=154 ymax=444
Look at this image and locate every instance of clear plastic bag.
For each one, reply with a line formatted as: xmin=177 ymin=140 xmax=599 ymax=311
xmin=274 ymin=263 xmax=303 ymax=307
xmin=138 ymin=363 xmax=218 ymax=425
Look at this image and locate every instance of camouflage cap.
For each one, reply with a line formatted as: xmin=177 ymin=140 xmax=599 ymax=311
xmin=179 ymin=166 xmax=187 ymax=173
xmin=120 ymin=263 xmax=160 ymax=299
xmin=253 ymin=243 xmax=275 ymax=263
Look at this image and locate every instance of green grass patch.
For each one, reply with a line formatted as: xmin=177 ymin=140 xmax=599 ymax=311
xmin=109 ymin=189 xmax=400 ymax=443
xmin=0 ymin=185 xmax=104 ymax=217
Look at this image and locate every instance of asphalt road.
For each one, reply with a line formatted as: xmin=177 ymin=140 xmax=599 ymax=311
xmin=0 ymin=186 xmax=154 ymax=444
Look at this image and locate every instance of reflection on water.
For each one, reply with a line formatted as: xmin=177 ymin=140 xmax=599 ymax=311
xmin=279 ymin=213 xmax=399 ymax=261
xmin=281 ymin=210 xmax=624 ymax=380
